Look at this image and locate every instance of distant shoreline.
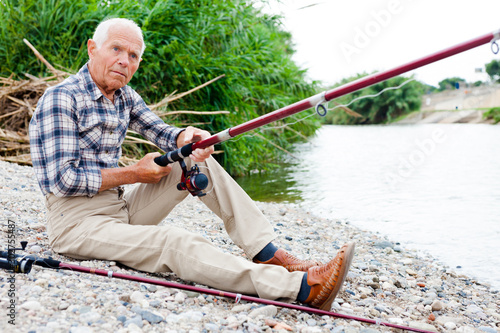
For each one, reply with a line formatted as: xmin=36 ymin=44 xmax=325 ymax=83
xmin=396 ymin=84 xmax=499 ymax=124
xmin=395 ymin=109 xmax=494 ymax=124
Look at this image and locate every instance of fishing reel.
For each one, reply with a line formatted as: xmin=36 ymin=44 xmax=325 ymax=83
xmin=177 ymin=160 xmax=208 ymax=197
xmin=0 ymin=241 xmax=33 ymax=274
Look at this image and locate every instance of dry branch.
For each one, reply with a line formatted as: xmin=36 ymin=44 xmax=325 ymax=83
xmin=149 ymin=74 xmax=226 ymax=111
xmin=23 ymin=39 xmax=65 ymax=78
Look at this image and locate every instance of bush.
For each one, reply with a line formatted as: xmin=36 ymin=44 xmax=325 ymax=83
xmin=483 ymin=107 xmax=500 ymax=124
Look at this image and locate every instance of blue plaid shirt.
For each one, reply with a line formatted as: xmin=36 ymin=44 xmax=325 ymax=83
xmin=29 ymin=64 xmax=183 ymax=197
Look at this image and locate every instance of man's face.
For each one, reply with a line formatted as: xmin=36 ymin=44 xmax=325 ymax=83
xmin=87 ymin=25 xmax=143 ymax=97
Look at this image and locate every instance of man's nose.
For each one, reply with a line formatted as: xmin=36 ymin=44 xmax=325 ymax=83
xmin=118 ymin=54 xmax=129 ymax=67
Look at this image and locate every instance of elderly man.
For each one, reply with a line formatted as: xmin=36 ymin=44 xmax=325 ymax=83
xmin=29 ymin=18 xmax=354 ymax=310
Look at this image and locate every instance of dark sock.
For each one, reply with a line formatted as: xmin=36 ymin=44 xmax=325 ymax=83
xmin=297 ymin=273 xmax=311 ymax=302
xmin=254 ymin=242 xmax=278 ymax=262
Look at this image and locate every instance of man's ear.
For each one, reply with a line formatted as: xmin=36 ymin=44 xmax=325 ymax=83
xmin=87 ymin=39 xmax=97 ymax=59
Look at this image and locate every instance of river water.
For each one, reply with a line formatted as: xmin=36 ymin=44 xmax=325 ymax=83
xmin=236 ymin=124 xmax=500 ymax=290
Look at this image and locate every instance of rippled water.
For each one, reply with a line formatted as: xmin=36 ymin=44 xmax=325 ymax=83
xmin=237 ymin=124 xmax=500 ymax=290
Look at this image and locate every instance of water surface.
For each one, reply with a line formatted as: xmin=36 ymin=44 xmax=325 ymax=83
xmin=236 ymin=124 xmax=500 ymax=290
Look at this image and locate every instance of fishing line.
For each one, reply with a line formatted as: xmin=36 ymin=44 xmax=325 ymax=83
xmin=229 ymin=77 xmax=416 ymax=142
xmin=327 ymin=77 xmax=416 ymax=112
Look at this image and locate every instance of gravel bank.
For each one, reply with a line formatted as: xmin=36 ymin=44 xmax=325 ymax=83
xmin=0 ymin=160 xmax=499 ymax=333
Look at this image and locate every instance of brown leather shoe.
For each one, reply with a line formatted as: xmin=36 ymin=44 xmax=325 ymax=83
xmin=304 ymin=242 xmax=355 ymax=310
xmin=253 ymin=248 xmax=322 ymax=272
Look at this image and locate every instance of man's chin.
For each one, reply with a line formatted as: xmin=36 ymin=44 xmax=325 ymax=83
xmin=108 ymin=79 xmax=128 ymax=90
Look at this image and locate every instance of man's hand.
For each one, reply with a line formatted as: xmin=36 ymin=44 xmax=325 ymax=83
xmin=177 ymin=126 xmax=215 ymax=162
xmin=132 ymin=152 xmax=173 ymax=183
xmin=99 ymin=126 xmax=213 ymax=193
xmin=99 ymin=152 xmax=172 ymax=192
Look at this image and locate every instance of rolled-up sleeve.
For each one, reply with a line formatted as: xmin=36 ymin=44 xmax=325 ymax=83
xmin=30 ymin=87 xmax=102 ymax=197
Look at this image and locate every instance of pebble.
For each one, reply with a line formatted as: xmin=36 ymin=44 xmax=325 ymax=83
xmin=204 ymin=323 xmax=219 ymax=331
xmin=0 ymin=160 xmax=499 ymax=332
xmin=59 ymin=302 xmax=70 ymax=310
xmin=431 ymin=300 xmax=444 ymax=311
xmin=130 ymin=290 xmax=145 ymax=303
xmin=374 ymin=240 xmax=393 ymax=249
xmin=409 ymin=321 xmax=437 ymax=331
xmin=307 ymin=318 xmax=317 ymax=326
xmin=249 ymin=305 xmax=278 ymax=318
xmin=30 ymin=245 xmax=42 ymax=253
xmin=124 ymin=315 xmax=143 ymax=328
xmin=79 ymin=311 xmax=101 ymax=324
xmin=444 ymin=322 xmax=457 ymax=330
xmin=478 ymin=326 xmax=497 ymax=333
xmin=141 ymin=310 xmax=164 ymax=324
xmin=174 ymin=291 xmax=187 ymax=303
xmin=20 ymin=301 xmax=42 ymax=311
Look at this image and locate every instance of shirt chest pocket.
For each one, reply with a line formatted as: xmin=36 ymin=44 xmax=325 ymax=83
xmin=78 ymin=112 xmax=103 ymax=150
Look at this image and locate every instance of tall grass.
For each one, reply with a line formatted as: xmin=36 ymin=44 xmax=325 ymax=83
xmin=0 ymin=0 xmax=320 ymax=175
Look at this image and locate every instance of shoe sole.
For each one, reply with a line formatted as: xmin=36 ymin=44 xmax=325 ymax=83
xmin=319 ymin=242 xmax=355 ymax=311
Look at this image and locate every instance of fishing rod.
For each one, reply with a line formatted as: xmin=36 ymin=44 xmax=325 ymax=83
xmin=155 ymin=29 xmax=500 ymax=196
xmin=1 ymin=244 xmax=434 ymax=333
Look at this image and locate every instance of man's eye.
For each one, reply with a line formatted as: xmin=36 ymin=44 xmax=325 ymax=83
xmin=113 ymin=47 xmax=119 ymax=51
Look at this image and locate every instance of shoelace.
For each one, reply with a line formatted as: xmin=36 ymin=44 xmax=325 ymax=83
xmin=282 ymin=251 xmax=321 ymax=271
xmin=314 ymin=247 xmax=345 ymax=275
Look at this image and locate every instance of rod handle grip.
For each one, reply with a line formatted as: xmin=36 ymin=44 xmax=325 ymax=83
xmin=154 ymin=143 xmax=194 ymax=166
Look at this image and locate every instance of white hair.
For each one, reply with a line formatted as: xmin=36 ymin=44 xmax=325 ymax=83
xmin=92 ymin=18 xmax=146 ymax=57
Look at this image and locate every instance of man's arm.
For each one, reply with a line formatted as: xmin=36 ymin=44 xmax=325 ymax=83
xmin=99 ymin=153 xmax=172 ymax=192
xmin=29 ymin=87 xmax=102 ymax=197
xmin=98 ymin=126 xmax=214 ymax=192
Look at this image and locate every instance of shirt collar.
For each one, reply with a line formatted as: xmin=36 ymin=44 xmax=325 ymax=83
xmin=79 ymin=63 xmax=124 ymax=101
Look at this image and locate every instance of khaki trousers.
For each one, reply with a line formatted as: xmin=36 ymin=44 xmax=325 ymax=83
xmin=45 ymin=157 xmax=303 ymax=301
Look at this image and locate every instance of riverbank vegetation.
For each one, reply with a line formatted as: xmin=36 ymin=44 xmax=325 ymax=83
xmin=0 ymin=0 xmax=320 ymax=176
xmin=486 ymin=59 xmax=500 ymax=83
xmin=483 ymin=107 xmax=500 ymax=123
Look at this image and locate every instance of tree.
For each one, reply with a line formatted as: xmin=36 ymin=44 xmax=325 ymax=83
xmin=437 ymin=77 xmax=466 ymax=91
xmin=485 ymin=59 xmax=500 ymax=83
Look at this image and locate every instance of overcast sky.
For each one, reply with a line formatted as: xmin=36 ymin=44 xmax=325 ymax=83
xmin=261 ymin=0 xmax=500 ymax=87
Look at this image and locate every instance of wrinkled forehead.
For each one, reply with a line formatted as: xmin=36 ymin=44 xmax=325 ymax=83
xmin=106 ymin=25 xmax=144 ymax=54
